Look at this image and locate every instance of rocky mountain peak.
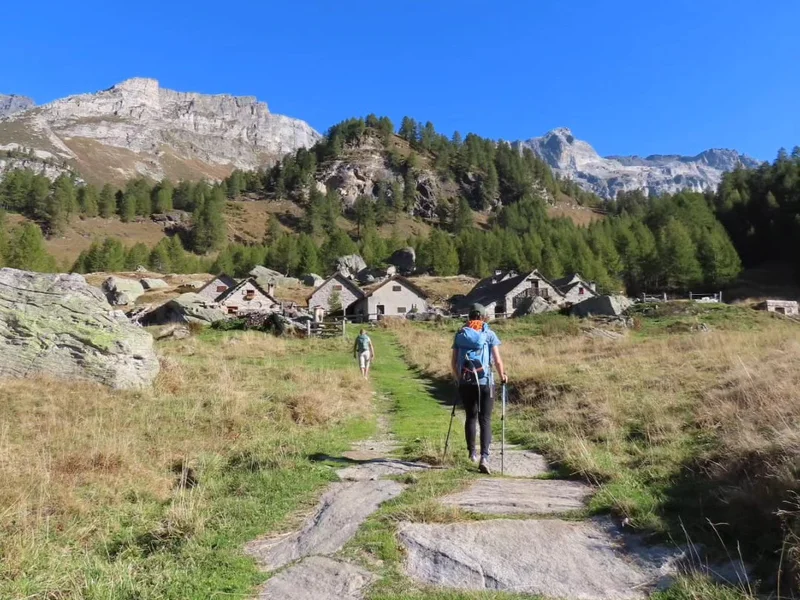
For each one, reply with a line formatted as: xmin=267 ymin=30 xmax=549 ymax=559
xmin=0 ymin=79 xmax=320 ymax=183
xmin=517 ymin=129 xmax=757 ymax=199
xmin=0 ymin=94 xmax=35 ymax=119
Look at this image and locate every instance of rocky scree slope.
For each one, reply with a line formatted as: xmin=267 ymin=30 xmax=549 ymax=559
xmin=0 ymin=78 xmax=320 ymax=183
xmin=516 ymin=127 xmax=759 ymax=199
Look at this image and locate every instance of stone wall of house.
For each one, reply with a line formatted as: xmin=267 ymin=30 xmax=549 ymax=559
xmin=505 ymin=273 xmax=563 ymax=314
xmin=309 ymin=277 xmax=361 ymax=313
xmin=219 ymin=281 xmax=279 ymax=315
xmin=363 ymin=281 xmax=427 ymax=320
xmin=562 ymin=283 xmax=596 ymax=305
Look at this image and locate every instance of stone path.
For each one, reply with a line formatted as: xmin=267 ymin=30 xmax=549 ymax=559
xmin=398 ymin=518 xmax=679 ymax=600
xmin=441 ymin=477 xmax=592 ymax=515
xmin=244 ymin=341 xmax=738 ymax=600
xmin=257 ymin=556 xmax=375 ymax=600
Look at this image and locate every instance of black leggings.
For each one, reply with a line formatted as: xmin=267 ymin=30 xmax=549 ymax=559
xmin=459 ymin=384 xmax=494 ymax=458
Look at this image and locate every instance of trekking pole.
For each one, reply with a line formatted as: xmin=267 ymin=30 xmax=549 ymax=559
xmin=442 ymin=402 xmax=457 ymax=463
xmin=501 ymin=383 xmax=507 ymax=475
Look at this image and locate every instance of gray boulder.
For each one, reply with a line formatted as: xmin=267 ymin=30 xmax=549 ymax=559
xmin=388 ymin=247 xmax=416 ymax=274
xmin=141 ymin=293 xmax=226 ymax=326
xmin=335 ymin=255 xmax=367 ymax=279
xmin=513 ymin=295 xmax=558 ymax=317
xmin=140 ymin=278 xmax=169 ymax=291
xmin=102 ymin=276 xmax=145 ymax=305
xmin=249 ymin=265 xmax=299 ymax=287
xmin=571 ymin=295 xmax=633 ymax=318
xmin=301 ymin=273 xmax=325 ymax=287
xmin=0 ymin=268 xmax=159 ymax=390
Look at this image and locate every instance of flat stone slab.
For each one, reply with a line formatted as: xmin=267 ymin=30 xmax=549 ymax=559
xmin=398 ymin=518 xmax=682 ymax=600
xmin=489 ymin=442 xmax=550 ymax=477
xmin=440 ymin=478 xmax=592 ymax=515
xmin=246 ymin=479 xmax=403 ymax=570
xmin=257 ymin=556 xmax=375 ymax=600
xmin=337 ymin=458 xmax=430 ymax=482
xmin=343 ymin=438 xmax=401 ymax=461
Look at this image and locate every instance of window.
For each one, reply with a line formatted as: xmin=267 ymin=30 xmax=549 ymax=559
xmin=397 ymin=306 xmax=407 ymax=314
xmin=392 ymin=285 xmax=402 ymax=292
xmin=216 ymin=285 xmax=227 ymax=293
xmin=579 ymin=287 xmax=585 ymax=295
xmin=245 ymin=290 xmax=255 ymax=300
xmin=227 ymin=306 xmax=238 ymax=314
xmin=333 ymin=285 xmax=343 ymax=291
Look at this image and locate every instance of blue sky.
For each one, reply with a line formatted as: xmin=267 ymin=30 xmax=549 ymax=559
xmin=2 ymin=0 xmax=797 ymax=160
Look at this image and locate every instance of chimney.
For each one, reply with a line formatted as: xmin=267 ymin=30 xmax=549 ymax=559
xmin=492 ymin=269 xmax=503 ymax=284
xmin=589 ymin=281 xmax=597 ymax=292
xmin=267 ymin=280 xmax=276 ymax=297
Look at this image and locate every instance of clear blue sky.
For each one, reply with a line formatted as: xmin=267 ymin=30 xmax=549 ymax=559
xmin=2 ymin=0 xmax=798 ymax=161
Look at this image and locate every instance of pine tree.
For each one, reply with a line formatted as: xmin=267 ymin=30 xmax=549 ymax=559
xmin=148 ymin=240 xmax=172 ymax=273
xmin=353 ymin=195 xmax=376 ymax=238
xmin=452 ymin=197 xmax=473 ymax=234
xmin=99 ymin=184 xmax=117 ymax=218
xmin=297 ymin=234 xmax=322 ymax=274
xmin=658 ymin=219 xmax=702 ymax=290
xmin=153 ymin=180 xmax=174 ymax=213
xmin=6 ymin=222 xmax=56 ymax=272
xmin=125 ymin=243 xmax=151 ymax=270
xmin=99 ymin=237 xmax=127 ymax=272
xmin=191 ymin=187 xmax=227 ymax=253
xmin=79 ymin=184 xmax=100 ymax=218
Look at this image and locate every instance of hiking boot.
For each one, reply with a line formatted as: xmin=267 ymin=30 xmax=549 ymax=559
xmin=479 ymin=456 xmax=491 ymax=475
xmin=469 ymin=451 xmax=479 ymax=464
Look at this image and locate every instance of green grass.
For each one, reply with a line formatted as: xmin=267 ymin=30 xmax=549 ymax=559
xmin=0 ymin=331 xmax=376 ymax=600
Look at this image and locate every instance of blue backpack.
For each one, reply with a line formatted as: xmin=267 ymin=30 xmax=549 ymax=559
xmin=454 ymin=325 xmax=489 ymax=385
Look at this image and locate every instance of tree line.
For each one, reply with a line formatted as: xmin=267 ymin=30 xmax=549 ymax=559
xmin=0 ymin=171 xmax=227 ymax=254
xmin=712 ymin=147 xmax=800 ymax=274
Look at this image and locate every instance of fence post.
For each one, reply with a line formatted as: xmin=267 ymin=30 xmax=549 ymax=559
xmin=306 ymin=320 xmax=311 ymax=337
xmin=342 ymin=318 xmax=346 ymax=339
xmin=663 ymin=292 xmax=667 ymax=302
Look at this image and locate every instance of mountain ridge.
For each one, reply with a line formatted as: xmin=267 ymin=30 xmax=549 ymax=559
xmin=0 ymin=78 xmax=320 ymax=184
xmin=516 ymin=127 xmax=759 ymax=199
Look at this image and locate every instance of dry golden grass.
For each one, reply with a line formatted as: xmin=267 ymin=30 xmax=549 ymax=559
xmin=408 ymin=275 xmax=479 ymax=308
xmin=0 ymin=331 xmax=371 ymax=595
xmin=389 ymin=314 xmax=800 ymax=589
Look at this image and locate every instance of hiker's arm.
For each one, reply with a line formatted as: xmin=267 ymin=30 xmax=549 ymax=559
xmin=353 ymin=339 xmax=358 ymax=356
xmin=451 ymin=348 xmax=459 ymax=382
xmin=492 ymin=346 xmax=508 ymax=383
xmin=369 ymin=341 xmax=375 ymax=360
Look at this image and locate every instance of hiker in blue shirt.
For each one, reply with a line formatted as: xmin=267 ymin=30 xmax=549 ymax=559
xmin=451 ymin=303 xmax=507 ymax=474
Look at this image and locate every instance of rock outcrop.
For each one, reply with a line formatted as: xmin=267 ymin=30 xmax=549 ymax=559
xmin=140 ymin=278 xmax=169 ymax=290
xmin=516 ymin=127 xmax=759 ymax=199
xmin=0 ymin=78 xmax=320 ymax=183
xmin=102 ymin=276 xmax=145 ymax=305
xmin=0 ymin=94 xmax=34 ymax=119
xmin=249 ymin=265 xmax=298 ymax=287
xmin=571 ymin=294 xmax=633 ymax=318
xmin=335 ymin=255 xmax=368 ymax=279
xmin=141 ymin=293 xmax=226 ymax=325
xmin=0 ymin=268 xmax=159 ymax=389
xmin=388 ymin=247 xmax=416 ymax=274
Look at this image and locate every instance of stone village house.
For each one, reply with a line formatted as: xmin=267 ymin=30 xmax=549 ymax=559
xmin=457 ymin=269 xmax=566 ymax=317
xmin=216 ymin=278 xmax=280 ymax=316
xmin=353 ymin=276 xmax=429 ymax=320
xmin=307 ymin=273 xmax=366 ymax=316
xmin=550 ymin=273 xmax=598 ymax=305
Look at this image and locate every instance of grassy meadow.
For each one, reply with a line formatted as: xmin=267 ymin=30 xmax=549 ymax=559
xmin=0 ymin=330 xmax=375 ymax=599
xmin=387 ymin=304 xmax=800 ymax=593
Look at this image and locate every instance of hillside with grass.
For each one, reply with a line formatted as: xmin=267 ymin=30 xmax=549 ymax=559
xmin=388 ymin=304 xmax=800 ymax=594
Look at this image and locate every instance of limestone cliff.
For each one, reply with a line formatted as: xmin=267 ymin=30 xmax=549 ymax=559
xmin=515 ymin=128 xmax=759 ymax=199
xmin=0 ymin=78 xmax=320 ymax=183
